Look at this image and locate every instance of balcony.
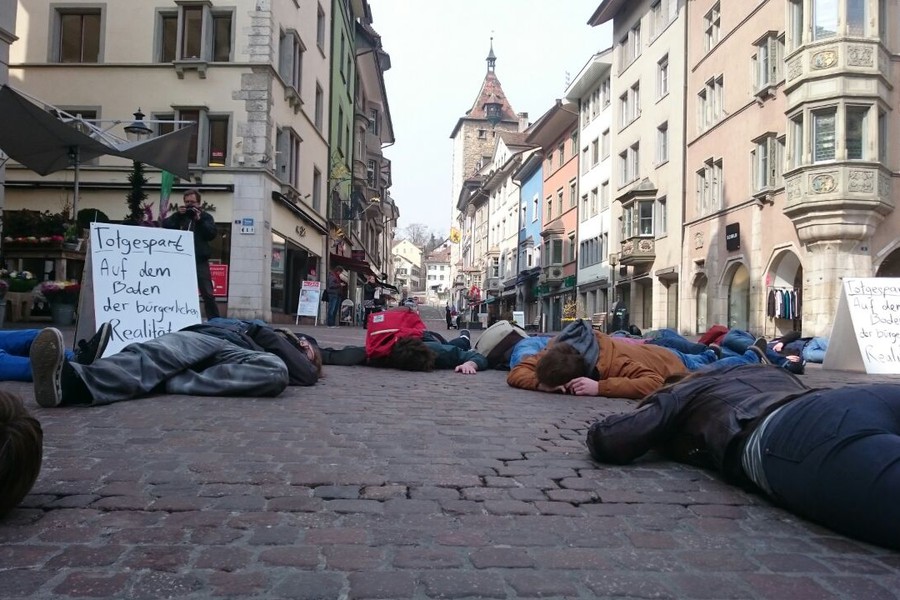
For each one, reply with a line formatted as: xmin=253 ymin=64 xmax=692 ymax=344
xmin=539 ymin=265 xmax=565 ymax=285
xmin=619 ymin=236 xmax=655 ymax=266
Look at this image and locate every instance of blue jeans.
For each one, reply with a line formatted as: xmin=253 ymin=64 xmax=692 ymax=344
xmin=761 ymin=385 xmax=900 ymax=550
xmin=663 ymin=347 xmax=762 ymax=371
xmin=326 ymin=295 xmax=341 ymax=326
xmin=650 ymin=329 xmax=709 ymax=355
xmin=0 ymin=329 xmax=75 ymax=382
xmin=802 ymin=337 xmax=829 ymax=363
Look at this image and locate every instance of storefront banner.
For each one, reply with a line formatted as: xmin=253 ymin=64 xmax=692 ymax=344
xmin=296 ymin=280 xmax=322 ymax=319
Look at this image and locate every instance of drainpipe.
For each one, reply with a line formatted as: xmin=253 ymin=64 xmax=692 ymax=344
xmin=680 ymin=0 xmax=690 ymax=334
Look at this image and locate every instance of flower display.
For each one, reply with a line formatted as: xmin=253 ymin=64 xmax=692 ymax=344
xmin=38 ymin=280 xmax=81 ymax=305
xmin=1 ymin=270 xmax=39 ymax=293
xmin=0 ymin=279 xmax=8 ymax=296
xmin=2 ymin=235 xmax=65 ymax=246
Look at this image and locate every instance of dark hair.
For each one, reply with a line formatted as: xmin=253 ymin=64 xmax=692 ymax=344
xmin=388 ymin=337 xmax=437 ymax=372
xmin=183 ymin=188 xmax=202 ymax=202
xmin=534 ymin=342 xmax=586 ymax=387
xmin=0 ymin=391 xmax=43 ymax=518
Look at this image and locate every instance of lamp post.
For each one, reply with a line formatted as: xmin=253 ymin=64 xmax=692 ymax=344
xmin=123 ymin=108 xmax=153 ymax=142
xmin=608 ymin=253 xmax=618 ymax=333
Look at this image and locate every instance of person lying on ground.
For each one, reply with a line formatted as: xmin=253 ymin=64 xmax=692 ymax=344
xmin=0 ymin=390 xmax=42 ymax=519
xmin=508 ymin=322 xmax=766 ymax=399
xmin=29 ymin=326 xmax=289 ymax=408
xmin=0 ymin=324 xmax=110 ymax=381
xmin=586 ymin=363 xmax=900 ymax=551
xmin=183 ymin=318 xmax=322 ymax=385
xmin=319 ymin=330 xmax=488 ymax=374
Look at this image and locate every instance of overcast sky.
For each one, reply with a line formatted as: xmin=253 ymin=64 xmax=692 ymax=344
xmin=368 ymin=0 xmax=613 ymax=239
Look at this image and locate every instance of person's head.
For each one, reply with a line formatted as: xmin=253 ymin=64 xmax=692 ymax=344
xmin=388 ymin=337 xmax=437 ymax=372
xmin=333 ymin=266 xmax=345 ymax=275
xmin=534 ymin=342 xmax=587 ymax=388
xmin=296 ymin=335 xmax=324 ymax=377
xmin=183 ymin=188 xmax=201 ymax=207
xmin=0 ymin=390 xmax=43 ymax=519
xmin=367 ymin=274 xmax=376 ymax=284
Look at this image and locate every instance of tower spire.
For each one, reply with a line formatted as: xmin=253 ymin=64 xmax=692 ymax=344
xmin=486 ymin=37 xmax=496 ymax=73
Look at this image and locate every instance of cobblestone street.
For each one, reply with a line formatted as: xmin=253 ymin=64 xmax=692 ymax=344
xmin=2 ymin=318 xmax=899 ymax=599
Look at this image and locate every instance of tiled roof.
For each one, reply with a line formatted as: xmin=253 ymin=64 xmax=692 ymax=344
xmin=465 ymin=72 xmax=517 ymax=122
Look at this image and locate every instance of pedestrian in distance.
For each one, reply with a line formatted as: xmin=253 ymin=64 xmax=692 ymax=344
xmin=162 ymin=188 xmax=220 ymax=319
xmin=325 ymin=266 xmax=347 ymax=327
xmin=586 ymin=364 xmax=900 ymax=551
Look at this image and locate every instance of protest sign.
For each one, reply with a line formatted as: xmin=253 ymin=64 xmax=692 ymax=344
xmin=296 ymin=280 xmax=321 ymax=325
xmin=89 ymin=223 xmax=202 ymax=356
xmin=823 ymin=277 xmax=900 ymax=374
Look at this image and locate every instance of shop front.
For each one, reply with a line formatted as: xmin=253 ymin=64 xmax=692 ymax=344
xmin=271 ymin=231 xmax=320 ymax=317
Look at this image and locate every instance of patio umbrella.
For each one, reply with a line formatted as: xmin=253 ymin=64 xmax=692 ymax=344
xmin=0 ymin=84 xmax=193 ymax=218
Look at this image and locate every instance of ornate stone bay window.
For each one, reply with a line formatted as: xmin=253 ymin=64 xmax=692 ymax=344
xmin=617 ymin=178 xmax=657 ymax=266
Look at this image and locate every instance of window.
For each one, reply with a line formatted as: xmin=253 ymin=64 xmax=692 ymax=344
xmin=556 ymin=189 xmax=564 ymax=217
xmin=369 ymin=108 xmax=381 ymax=136
xmin=591 ymin=138 xmax=600 ymax=166
xmin=158 ymin=5 xmax=232 ymax=62
xmin=601 ymin=77 xmax=611 ymax=107
xmin=568 ymin=234 xmax=576 ymax=263
xmin=601 ymin=129 xmax=610 ymax=159
xmin=276 ymin=127 xmax=301 ymax=186
xmin=638 ymin=201 xmax=653 ymax=236
xmin=623 ymin=200 xmax=654 ymax=238
xmin=704 ymin=3 xmax=721 ymax=52
xmin=601 ymin=181 xmax=610 ymax=210
xmin=546 ymin=196 xmax=553 ymax=221
xmin=618 ymin=22 xmax=642 ymax=68
xmin=812 ymin=108 xmax=836 ymax=162
xmin=590 ymin=188 xmax=599 ymax=216
xmin=532 ymin=196 xmax=539 ymax=222
xmin=317 ymin=4 xmax=326 ymax=50
xmin=657 ymin=55 xmax=669 ymax=98
xmin=846 ymin=106 xmax=868 ymax=160
xmin=315 ymin=84 xmax=324 ymax=129
xmin=790 ymin=0 xmax=804 ymax=49
xmin=630 ymin=142 xmax=640 ymax=182
xmin=558 ymin=143 xmax=565 ymax=167
xmin=752 ymin=134 xmax=785 ymax=191
xmin=754 ymin=33 xmax=784 ymax=91
xmin=56 ymin=9 xmax=101 ymax=63
xmin=339 ymin=31 xmax=346 ymax=79
xmin=569 ymin=180 xmax=577 ymax=208
xmin=337 ymin=108 xmax=345 ymax=157
xmin=631 ymin=82 xmax=641 ymax=121
xmin=279 ymin=29 xmax=304 ymax=92
xmin=367 ymin=159 xmax=377 ymax=187
xmin=477 ymin=129 xmax=487 ymax=139
xmin=156 ymin=109 xmax=229 ymax=167
xmin=649 ymin=0 xmax=678 ymax=38
xmin=581 ymin=147 xmax=590 ymax=174
xmin=790 ymin=114 xmax=803 ymax=168
xmin=813 ymin=0 xmax=838 ymax=40
xmin=550 ymin=239 xmax=564 ymax=265
xmin=312 ymin=168 xmax=322 ymax=210
xmin=571 ymin=131 xmax=578 ymax=155
xmin=619 ymin=93 xmax=630 ymax=129
xmin=878 ymin=110 xmax=887 ymax=162
xmin=698 ymin=76 xmax=724 ymax=131
xmin=656 ymin=196 xmax=668 ymax=236
xmin=547 ymin=151 xmax=554 ymax=170
xmin=696 ymin=158 xmax=723 ymax=215
xmin=619 ymin=150 xmax=629 ymax=185
xmin=657 ymin=122 xmax=669 ymax=164
xmin=580 ymin=194 xmax=589 ymax=222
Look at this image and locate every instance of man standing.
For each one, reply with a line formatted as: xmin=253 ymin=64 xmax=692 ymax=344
xmin=163 ymin=189 xmax=220 ymax=319
xmin=326 ymin=266 xmax=347 ymax=327
xmin=445 ymin=303 xmax=452 ymax=329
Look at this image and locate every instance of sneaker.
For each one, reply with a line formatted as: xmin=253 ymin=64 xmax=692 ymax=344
xmin=30 ymin=328 xmax=65 ymax=408
xmin=74 ymin=322 xmax=112 ymax=365
xmin=459 ymin=329 xmax=471 ymax=341
xmin=752 ymin=336 xmax=768 ymax=355
xmin=709 ymin=343 xmax=722 ymax=359
xmin=747 ymin=344 xmax=771 ymax=365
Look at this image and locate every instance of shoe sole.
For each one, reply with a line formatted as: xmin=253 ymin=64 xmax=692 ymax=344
xmin=748 ymin=345 xmax=771 ymax=365
xmin=30 ymin=328 xmax=64 ymax=408
xmin=92 ymin=322 xmax=112 ymax=363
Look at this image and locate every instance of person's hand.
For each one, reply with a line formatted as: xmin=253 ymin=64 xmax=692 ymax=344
xmin=784 ymin=355 xmax=800 ymax=363
xmin=566 ymin=377 xmax=600 ymax=396
xmin=455 ymin=360 xmax=478 ymax=374
xmin=773 ymin=342 xmax=784 ymax=353
xmin=537 ymin=382 xmax=566 ymax=393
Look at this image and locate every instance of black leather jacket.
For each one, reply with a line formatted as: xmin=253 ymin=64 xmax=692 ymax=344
xmin=587 ymin=365 xmax=818 ymax=485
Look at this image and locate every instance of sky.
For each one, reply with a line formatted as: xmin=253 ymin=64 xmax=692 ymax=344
xmin=368 ymin=0 xmax=613 ymax=239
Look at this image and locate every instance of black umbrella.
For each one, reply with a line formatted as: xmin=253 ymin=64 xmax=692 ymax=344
xmin=0 ymin=84 xmax=194 ymax=217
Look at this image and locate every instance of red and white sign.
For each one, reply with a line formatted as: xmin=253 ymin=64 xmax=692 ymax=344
xmin=210 ymin=263 xmax=229 ymax=297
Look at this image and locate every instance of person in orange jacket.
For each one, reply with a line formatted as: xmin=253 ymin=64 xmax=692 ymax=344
xmin=507 ymin=329 xmax=765 ymax=400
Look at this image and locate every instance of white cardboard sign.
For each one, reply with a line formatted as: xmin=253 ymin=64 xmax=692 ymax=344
xmin=823 ymin=277 xmax=900 ymax=374
xmin=296 ymin=280 xmax=321 ymax=321
xmin=90 ymin=223 xmax=202 ymax=356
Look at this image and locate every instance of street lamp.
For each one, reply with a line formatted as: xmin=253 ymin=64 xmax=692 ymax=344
xmin=123 ymin=108 xmax=153 ymax=142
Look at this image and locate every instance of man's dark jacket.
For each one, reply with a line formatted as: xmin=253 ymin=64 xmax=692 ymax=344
xmin=587 ymin=365 xmax=818 ymax=485
xmin=162 ymin=210 xmax=217 ymax=261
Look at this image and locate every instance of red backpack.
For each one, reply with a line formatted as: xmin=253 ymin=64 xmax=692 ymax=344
xmin=365 ymin=307 xmax=426 ymax=360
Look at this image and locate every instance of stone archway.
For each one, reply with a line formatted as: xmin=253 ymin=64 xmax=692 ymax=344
xmin=726 ymin=264 xmax=750 ymax=330
xmin=766 ymin=249 xmax=804 ymax=331
xmin=876 ymin=247 xmax=900 ymax=277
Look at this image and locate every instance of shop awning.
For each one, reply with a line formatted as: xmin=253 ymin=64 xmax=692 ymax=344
xmin=330 ymin=253 xmax=375 ymax=277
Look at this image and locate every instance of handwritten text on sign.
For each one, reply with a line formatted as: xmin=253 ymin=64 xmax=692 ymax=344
xmin=90 ymin=223 xmax=202 ymax=355
xmin=845 ymin=278 xmax=900 ymax=372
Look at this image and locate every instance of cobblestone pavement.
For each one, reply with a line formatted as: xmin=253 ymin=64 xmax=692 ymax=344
xmin=2 ymin=317 xmax=899 ymax=599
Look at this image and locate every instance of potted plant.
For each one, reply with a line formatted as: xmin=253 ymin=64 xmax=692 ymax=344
xmin=39 ymin=280 xmax=81 ymax=326
xmin=2 ymin=270 xmax=38 ymax=293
